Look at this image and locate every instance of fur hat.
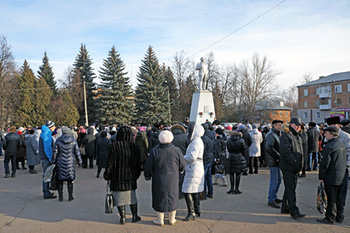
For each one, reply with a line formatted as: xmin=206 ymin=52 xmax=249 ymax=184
xmin=61 ymin=127 xmax=72 ymax=135
xmin=309 ymin=122 xmax=316 ymax=127
xmin=340 ymin=118 xmax=349 ymax=126
xmin=216 ymin=128 xmax=224 ymax=135
xmin=327 ymin=116 xmax=340 ymax=125
xmin=238 ymin=124 xmax=246 ymax=131
xmin=159 ymin=130 xmax=174 ymax=144
xmin=290 ymin=118 xmax=302 ymax=126
xmin=324 ymin=126 xmax=338 ymax=134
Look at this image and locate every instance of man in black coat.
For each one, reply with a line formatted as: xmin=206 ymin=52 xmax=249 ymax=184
xmin=265 ymin=120 xmax=283 ymax=209
xmin=341 ymin=118 xmax=350 ymax=134
xmin=3 ymin=126 xmax=21 ymax=178
xmin=279 ymin=118 xmax=305 ymax=219
xmin=306 ymin=122 xmax=323 ymax=171
xmin=317 ymin=126 xmax=347 ymax=224
xmin=148 ymin=127 xmax=160 ymax=153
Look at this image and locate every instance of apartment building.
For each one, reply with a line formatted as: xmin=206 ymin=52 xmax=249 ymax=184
xmin=297 ymin=71 xmax=350 ymax=123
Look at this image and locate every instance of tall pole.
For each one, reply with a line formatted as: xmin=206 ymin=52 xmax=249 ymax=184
xmin=83 ymin=75 xmax=89 ymax=126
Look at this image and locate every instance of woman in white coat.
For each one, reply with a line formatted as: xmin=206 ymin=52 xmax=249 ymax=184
xmin=249 ymin=124 xmax=263 ymax=174
xmin=182 ymin=122 xmax=205 ymax=221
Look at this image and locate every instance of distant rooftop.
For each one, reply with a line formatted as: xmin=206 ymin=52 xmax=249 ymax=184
xmin=256 ymin=101 xmax=292 ymax=111
xmin=297 ymin=71 xmax=350 ymax=88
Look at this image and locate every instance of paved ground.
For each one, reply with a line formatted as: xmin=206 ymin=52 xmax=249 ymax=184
xmin=0 ymin=157 xmax=349 ymax=233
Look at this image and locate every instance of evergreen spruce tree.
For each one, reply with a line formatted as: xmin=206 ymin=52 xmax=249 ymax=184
xmin=98 ymin=46 xmax=133 ymax=124
xmin=52 ymin=90 xmax=80 ymax=126
xmin=15 ymin=60 xmax=36 ymax=126
xmin=135 ymin=46 xmax=169 ymax=124
xmin=73 ymin=44 xmax=97 ymax=125
xmin=37 ymin=52 xmax=57 ymax=94
xmin=162 ymin=65 xmax=179 ymax=122
xmin=33 ymin=77 xmax=53 ymax=126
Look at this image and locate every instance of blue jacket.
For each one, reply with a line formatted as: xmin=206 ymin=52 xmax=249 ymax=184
xmin=39 ymin=125 xmax=53 ymax=161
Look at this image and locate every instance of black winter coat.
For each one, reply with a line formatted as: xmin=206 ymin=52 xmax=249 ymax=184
xmin=96 ymin=137 xmax=110 ymax=169
xmin=104 ymin=126 xmax=141 ymax=191
xmin=171 ymin=125 xmax=188 ymax=155
xmin=52 ymin=134 xmax=82 ymax=181
xmin=226 ymin=132 xmax=248 ymax=173
xmin=148 ymin=132 xmax=160 ymax=153
xmin=135 ymin=131 xmax=148 ymax=163
xmin=3 ymin=132 xmax=21 ymax=156
xmin=144 ymin=144 xmax=186 ymax=212
xmin=202 ymin=130 xmax=215 ymax=164
xmin=16 ymin=134 xmax=26 ymax=159
xmin=279 ymin=125 xmax=303 ymax=172
xmin=307 ymin=127 xmax=322 ymax=153
xmin=241 ymin=130 xmax=252 ymax=158
xmin=265 ymin=128 xmax=281 ymax=167
xmin=82 ymin=128 xmax=96 ymax=157
xmin=319 ymin=138 xmax=347 ymax=185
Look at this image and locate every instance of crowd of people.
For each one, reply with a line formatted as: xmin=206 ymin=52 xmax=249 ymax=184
xmin=1 ymin=116 xmax=349 ymax=225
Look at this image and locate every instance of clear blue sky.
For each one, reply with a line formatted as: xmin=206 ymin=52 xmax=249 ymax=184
xmin=1 ymin=0 xmax=349 ymax=90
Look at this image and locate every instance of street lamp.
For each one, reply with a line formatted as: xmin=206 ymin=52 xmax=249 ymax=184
xmin=80 ymin=66 xmax=89 ymax=126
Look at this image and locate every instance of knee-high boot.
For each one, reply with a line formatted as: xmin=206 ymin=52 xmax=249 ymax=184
xmin=183 ymin=193 xmax=196 ymax=221
xmin=117 ymin=205 xmax=126 ymax=225
xmin=192 ymin=193 xmax=200 ymax=217
xmin=58 ymin=181 xmax=64 ymax=202
xmin=130 ymin=204 xmax=141 ymax=223
xmin=227 ymin=173 xmax=235 ymax=194
xmin=235 ymin=173 xmax=242 ymax=194
xmin=67 ymin=181 xmax=74 ymax=201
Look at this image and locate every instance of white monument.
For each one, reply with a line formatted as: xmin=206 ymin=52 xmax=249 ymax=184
xmin=189 ymin=58 xmax=216 ymax=124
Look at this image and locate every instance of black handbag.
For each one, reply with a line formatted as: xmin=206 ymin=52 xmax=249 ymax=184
xmin=105 ymin=181 xmax=114 ymax=214
xmin=49 ymin=166 xmax=58 ymax=191
xmin=317 ymin=182 xmax=327 ymax=214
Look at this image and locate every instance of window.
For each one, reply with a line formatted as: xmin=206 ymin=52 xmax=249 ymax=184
xmin=272 ymin=112 xmax=276 ymax=117
xmin=349 ymin=97 xmax=350 ymax=104
xmin=304 ymin=112 xmax=308 ymax=119
xmin=335 ymin=85 xmax=342 ymax=93
xmin=280 ymin=112 xmax=282 ymax=117
xmin=286 ymin=112 xmax=289 ymax=117
xmin=316 ymin=100 xmax=320 ymax=107
xmin=304 ymin=101 xmax=308 ymax=108
xmin=336 ymin=98 xmax=342 ymax=105
xmin=348 ymin=83 xmax=350 ymax=92
xmin=316 ymin=87 xmax=320 ymax=95
xmin=316 ymin=112 xmax=320 ymax=119
xmin=304 ymin=89 xmax=308 ymax=96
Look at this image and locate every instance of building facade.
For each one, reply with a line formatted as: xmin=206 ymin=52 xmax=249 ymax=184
xmin=255 ymin=101 xmax=292 ymax=124
xmin=297 ymin=71 xmax=350 ymax=123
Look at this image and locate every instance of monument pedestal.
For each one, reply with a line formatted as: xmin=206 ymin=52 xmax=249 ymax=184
xmin=189 ymin=90 xmax=216 ymax=125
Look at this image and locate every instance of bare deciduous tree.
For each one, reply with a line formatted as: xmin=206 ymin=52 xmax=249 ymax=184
xmin=238 ymin=53 xmax=280 ymax=123
xmin=0 ymin=35 xmax=18 ymax=128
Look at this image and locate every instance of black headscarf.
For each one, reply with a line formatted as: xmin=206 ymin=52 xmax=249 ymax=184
xmin=187 ymin=121 xmax=196 ymax=142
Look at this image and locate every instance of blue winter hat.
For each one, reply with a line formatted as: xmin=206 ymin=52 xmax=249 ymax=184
xmin=45 ymin=121 xmax=55 ymax=128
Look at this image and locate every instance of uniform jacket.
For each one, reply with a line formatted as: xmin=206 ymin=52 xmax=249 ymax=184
xmin=319 ymin=137 xmax=347 ymax=185
xmin=52 ymin=134 xmax=82 ymax=181
xmin=182 ymin=123 xmax=205 ymax=193
xmin=279 ymin=125 xmax=303 ymax=172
